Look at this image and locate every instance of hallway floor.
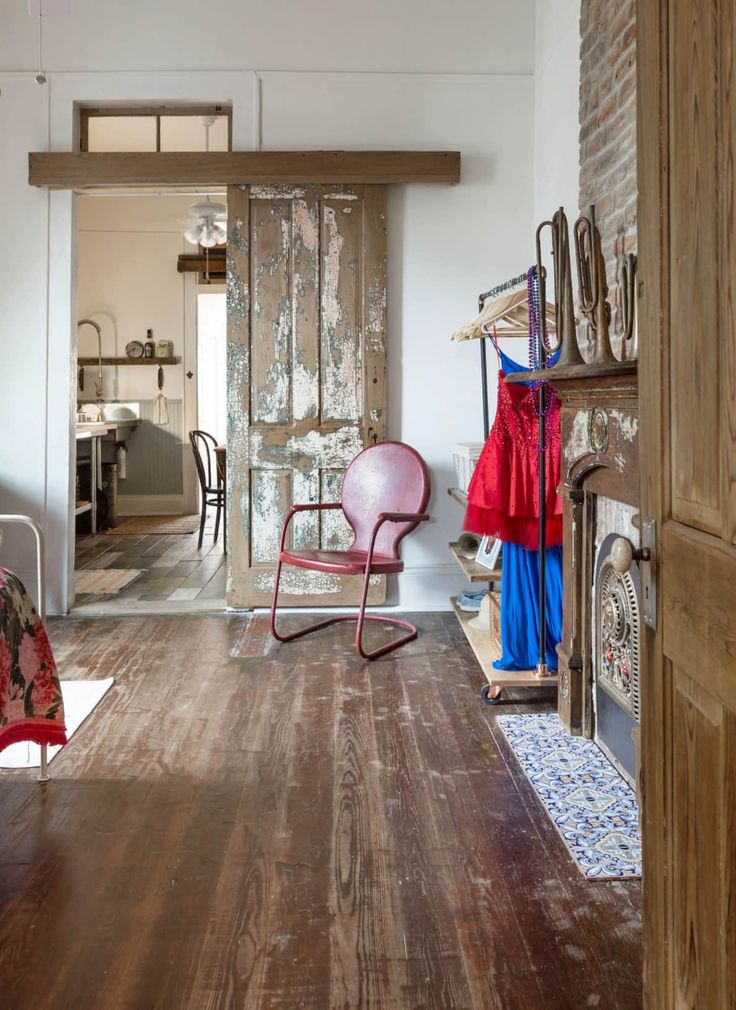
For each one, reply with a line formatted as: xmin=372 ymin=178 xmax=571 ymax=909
xmin=74 ymin=512 xmax=226 ymax=611
xmin=0 ymin=613 xmax=642 ymax=1009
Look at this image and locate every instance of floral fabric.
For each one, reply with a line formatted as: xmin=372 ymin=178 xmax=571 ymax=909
xmin=0 ymin=567 xmax=66 ymax=753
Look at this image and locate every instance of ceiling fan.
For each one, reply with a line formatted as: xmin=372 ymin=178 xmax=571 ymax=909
xmin=183 ymin=116 xmax=227 ymax=248
xmin=183 ymin=199 xmax=227 ymax=248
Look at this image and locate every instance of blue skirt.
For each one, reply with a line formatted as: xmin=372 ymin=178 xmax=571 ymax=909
xmin=493 ymin=542 xmax=563 ymax=671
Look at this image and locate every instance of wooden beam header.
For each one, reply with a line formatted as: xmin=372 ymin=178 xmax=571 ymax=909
xmin=28 ymin=150 xmax=461 ymax=189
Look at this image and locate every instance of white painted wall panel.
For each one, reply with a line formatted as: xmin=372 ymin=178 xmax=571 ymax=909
xmin=0 ymin=78 xmax=50 ymax=589
xmin=533 ymin=0 xmax=580 ymax=224
xmin=1 ymin=1 xmax=534 ymax=76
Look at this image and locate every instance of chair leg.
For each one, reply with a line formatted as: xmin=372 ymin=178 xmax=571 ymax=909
xmin=213 ymin=500 xmax=221 ymax=544
xmin=270 ymin=558 xmax=345 ymax=644
xmin=269 ymin=559 xmax=418 ymax=660
xmin=353 ymin=564 xmax=418 ymax=661
xmin=197 ymin=500 xmax=207 ymax=549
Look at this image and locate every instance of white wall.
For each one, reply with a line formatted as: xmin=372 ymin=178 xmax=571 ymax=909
xmin=0 ymin=1 xmax=538 ymax=613
xmin=0 ymin=76 xmax=51 ymax=600
xmin=533 ymin=0 xmax=581 ymax=224
xmin=77 ymin=195 xmax=190 ymax=402
xmin=1 ymin=1 xmax=533 ymax=76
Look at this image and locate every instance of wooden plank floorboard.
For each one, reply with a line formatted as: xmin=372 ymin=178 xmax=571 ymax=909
xmin=74 ymin=520 xmax=226 ymax=607
xmin=0 ymin=613 xmax=642 ymax=1009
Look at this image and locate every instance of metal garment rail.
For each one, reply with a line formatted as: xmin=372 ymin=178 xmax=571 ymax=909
xmin=476 ymin=268 xmax=550 ymax=677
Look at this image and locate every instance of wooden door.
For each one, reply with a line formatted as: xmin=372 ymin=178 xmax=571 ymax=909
xmin=638 ymin=0 xmax=736 ymax=1006
xmin=225 ymin=184 xmax=387 ymax=608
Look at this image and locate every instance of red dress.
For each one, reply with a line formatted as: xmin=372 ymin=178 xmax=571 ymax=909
xmin=464 ymin=369 xmax=563 ymax=550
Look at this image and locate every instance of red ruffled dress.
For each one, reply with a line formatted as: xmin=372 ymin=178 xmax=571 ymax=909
xmin=464 ymin=368 xmax=563 ymax=550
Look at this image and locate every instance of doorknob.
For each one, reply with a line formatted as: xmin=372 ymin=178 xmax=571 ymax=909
xmin=610 ymin=537 xmax=651 ymax=573
xmin=610 ymin=520 xmax=657 ymax=632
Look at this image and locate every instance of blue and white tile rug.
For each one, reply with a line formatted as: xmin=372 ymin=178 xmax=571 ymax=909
xmin=497 ymin=713 xmax=642 ymax=880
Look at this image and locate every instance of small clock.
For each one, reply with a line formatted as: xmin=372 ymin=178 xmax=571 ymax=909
xmin=125 ymin=340 xmax=145 ymax=359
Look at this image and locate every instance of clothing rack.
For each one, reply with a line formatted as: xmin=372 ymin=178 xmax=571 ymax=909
xmin=477 ymin=271 xmax=528 ymax=307
xmin=475 ymin=269 xmax=552 ymax=679
xmin=448 ymin=274 xmax=560 ymax=703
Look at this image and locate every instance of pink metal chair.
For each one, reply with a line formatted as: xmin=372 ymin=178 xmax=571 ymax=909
xmin=269 ymin=441 xmax=431 ymax=660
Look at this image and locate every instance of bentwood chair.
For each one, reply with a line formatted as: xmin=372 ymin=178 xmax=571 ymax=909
xmin=189 ymin=429 xmax=226 ymax=551
xmin=270 ymin=441 xmax=431 ymax=660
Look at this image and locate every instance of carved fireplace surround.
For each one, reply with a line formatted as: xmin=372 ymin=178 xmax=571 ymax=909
xmin=545 ymin=360 xmax=640 ymax=760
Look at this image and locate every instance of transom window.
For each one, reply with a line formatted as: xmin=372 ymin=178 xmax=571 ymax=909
xmin=79 ymin=104 xmax=232 ymax=153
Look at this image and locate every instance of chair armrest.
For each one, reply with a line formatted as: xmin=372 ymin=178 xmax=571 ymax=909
xmin=364 ymin=511 xmax=430 ymax=567
xmin=377 ymin=512 xmax=430 ymax=524
xmin=277 ymin=502 xmax=344 ymax=554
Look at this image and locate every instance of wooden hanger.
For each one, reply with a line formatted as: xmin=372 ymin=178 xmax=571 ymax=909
xmin=450 ymin=287 xmax=556 ymax=342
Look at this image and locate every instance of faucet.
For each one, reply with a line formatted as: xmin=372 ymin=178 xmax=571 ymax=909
xmin=77 ymin=318 xmax=104 ymax=405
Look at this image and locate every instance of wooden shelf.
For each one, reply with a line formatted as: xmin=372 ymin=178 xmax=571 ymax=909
xmin=75 ymin=501 xmax=92 ymax=516
xmin=78 ymin=356 xmax=180 ymax=366
xmin=447 ymin=487 xmax=468 ymax=508
xmin=450 ymin=595 xmax=558 ymax=694
xmin=505 ymin=359 xmax=637 ymax=385
xmin=449 ymin=542 xmax=501 ymax=583
xmin=30 ymin=150 xmax=462 ymax=189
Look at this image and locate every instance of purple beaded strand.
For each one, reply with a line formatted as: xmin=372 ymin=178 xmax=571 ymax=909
xmin=526 ymin=266 xmax=555 ymax=419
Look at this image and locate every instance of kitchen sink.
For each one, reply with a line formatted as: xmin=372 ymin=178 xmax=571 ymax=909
xmin=101 ymin=402 xmax=140 ymax=423
xmin=77 ymin=402 xmax=140 ymax=438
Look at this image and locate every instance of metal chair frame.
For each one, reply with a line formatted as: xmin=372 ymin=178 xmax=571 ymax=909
xmin=270 ymin=503 xmax=429 ymax=660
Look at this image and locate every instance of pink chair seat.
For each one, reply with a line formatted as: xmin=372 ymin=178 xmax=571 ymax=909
xmin=280 ymin=548 xmax=405 ymax=576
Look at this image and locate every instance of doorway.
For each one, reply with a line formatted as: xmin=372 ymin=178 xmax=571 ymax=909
xmin=196 ymin=290 xmax=227 ymax=447
xmin=71 ymin=189 xmax=228 ymax=613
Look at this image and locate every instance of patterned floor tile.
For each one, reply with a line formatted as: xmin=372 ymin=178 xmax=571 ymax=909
xmin=497 ymin=712 xmax=641 ymax=879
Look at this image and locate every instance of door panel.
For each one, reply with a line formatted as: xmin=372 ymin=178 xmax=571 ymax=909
xmin=321 ymin=199 xmax=362 ymax=423
xmin=638 ymin=0 xmax=736 ymax=1006
xmin=668 ymin=0 xmax=721 ymax=534
xmin=226 ymin=184 xmax=387 ymax=608
xmin=671 ymin=666 xmax=732 ymax=1010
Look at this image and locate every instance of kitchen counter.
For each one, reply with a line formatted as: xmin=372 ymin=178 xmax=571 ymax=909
xmin=75 ymin=422 xmax=116 ymax=437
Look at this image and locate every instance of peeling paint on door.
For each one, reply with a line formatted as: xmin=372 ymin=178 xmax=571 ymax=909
xmin=226 ymin=185 xmax=387 ymax=608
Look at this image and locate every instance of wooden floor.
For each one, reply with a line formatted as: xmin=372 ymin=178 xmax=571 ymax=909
xmin=0 ymin=613 xmax=642 ymax=1010
xmin=74 ymin=513 xmax=226 ymax=610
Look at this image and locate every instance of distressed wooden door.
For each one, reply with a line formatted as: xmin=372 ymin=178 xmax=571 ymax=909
xmin=225 ymin=184 xmax=387 ymax=608
xmin=638 ymin=0 xmax=736 ymax=1006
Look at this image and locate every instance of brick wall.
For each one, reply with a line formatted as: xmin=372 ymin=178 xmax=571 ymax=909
xmin=579 ymin=0 xmax=637 ymax=354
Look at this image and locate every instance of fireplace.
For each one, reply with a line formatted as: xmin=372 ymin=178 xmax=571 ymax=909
xmin=547 ymin=361 xmax=641 ymax=786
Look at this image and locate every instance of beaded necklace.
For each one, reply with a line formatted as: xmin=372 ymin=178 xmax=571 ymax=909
xmin=526 ymin=266 xmax=555 ymax=418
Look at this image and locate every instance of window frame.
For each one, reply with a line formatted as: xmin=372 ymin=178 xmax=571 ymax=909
xmin=78 ymin=104 xmax=233 ymax=153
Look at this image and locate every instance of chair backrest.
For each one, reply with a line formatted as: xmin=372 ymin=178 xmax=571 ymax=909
xmin=341 ymin=441 xmax=431 ymax=558
xmin=189 ymin=429 xmax=219 ymax=491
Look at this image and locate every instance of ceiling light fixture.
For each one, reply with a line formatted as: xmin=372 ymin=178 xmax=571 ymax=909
xmin=183 ymin=118 xmax=227 ymax=248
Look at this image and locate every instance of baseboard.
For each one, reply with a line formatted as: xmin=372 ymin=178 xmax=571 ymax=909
xmin=116 ymin=494 xmax=186 ymax=517
xmin=397 ymin=562 xmax=476 ymax=612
